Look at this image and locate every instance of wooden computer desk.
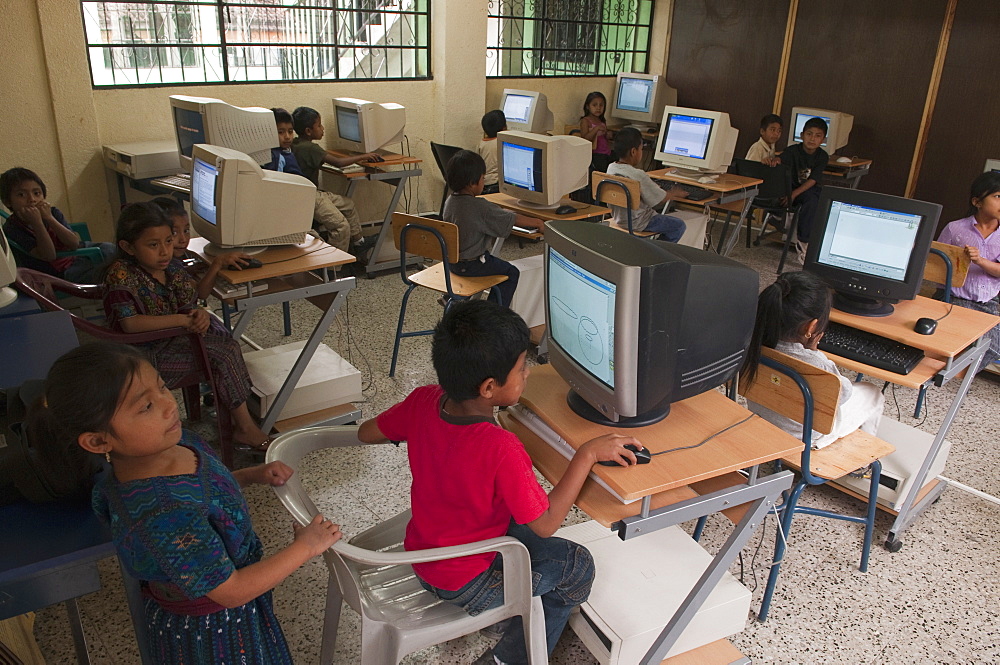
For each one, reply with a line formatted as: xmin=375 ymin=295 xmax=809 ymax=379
xmin=823 ymin=156 xmax=872 ymax=189
xmin=499 ymin=365 xmax=799 ymax=664
xmin=188 ymin=237 xmax=362 ymax=434
xmin=480 ymin=192 xmax=609 ymax=255
xmin=823 ymin=296 xmax=999 ymax=551
xmin=646 ymin=170 xmax=763 ymax=257
xmin=321 ymin=150 xmax=424 ymax=277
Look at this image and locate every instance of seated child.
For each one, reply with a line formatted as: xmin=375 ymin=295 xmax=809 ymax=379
xmin=289 ymin=106 xmax=378 ymax=257
xmin=442 ymin=150 xmax=543 ymax=307
xmin=0 ymin=167 xmax=114 ymax=283
xmin=359 ymin=300 xmax=644 ymax=665
xmin=102 ymin=202 xmax=270 ymax=451
xmin=741 ymin=271 xmax=884 ymax=449
xmin=150 ymin=197 xmax=253 ymax=301
xmin=746 ymin=114 xmax=783 ymax=167
xmin=38 ymin=342 xmax=341 ymax=663
xmin=478 ymin=109 xmax=507 ymax=195
xmin=936 ymin=171 xmax=1000 ymax=369
xmin=607 ymin=128 xmax=687 ymax=242
xmin=780 ymin=117 xmax=829 ymax=261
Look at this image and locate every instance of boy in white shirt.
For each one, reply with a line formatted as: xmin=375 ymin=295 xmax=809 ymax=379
xmin=477 ymin=110 xmax=506 ymax=195
xmin=745 ymin=114 xmax=783 ymax=166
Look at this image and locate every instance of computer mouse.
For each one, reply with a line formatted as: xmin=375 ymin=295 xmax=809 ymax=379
xmin=836 ymin=156 xmax=852 ymax=164
xmin=370 ymin=154 xmax=385 ymax=162
xmin=914 ymin=317 xmax=937 ymax=335
xmin=245 ymin=257 xmax=263 ymax=269
xmin=555 ymin=204 xmax=577 ymax=215
xmin=696 ymin=176 xmax=716 ymax=184
xmin=597 ymin=444 xmax=652 ymax=467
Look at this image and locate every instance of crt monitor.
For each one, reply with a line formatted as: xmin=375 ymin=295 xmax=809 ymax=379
xmin=610 ymin=72 xmax=678 ymax=126
xmin=654 ymin=106 xmax=739 ymax=176
xmin=787 ymin=107 xmax=854 ymax=153
xmin=169 ymin=95 xmax=278 ymax=170
xmin=985 ymin=158 xmax=1000 ymax=173
xmin=804 ymin=187 xmax=940 ymax=317
xmin=189 ymin=144 xmax=316 ymax=254
xmin=545 ymin=220 xmax=758 ymax=426
xmin=497 ymin=130 xmax=592 ymax=208
xmin=332 ymin=98 xmax=406 ymax=152
xmin=0 ymin=226 xmax=17 ymax=309
xmin=501 ymin=89 xmax=554 ymax=133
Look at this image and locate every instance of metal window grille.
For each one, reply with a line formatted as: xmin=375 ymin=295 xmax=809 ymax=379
xmin=487 ymin=0 xmax=653 ymax=77
xmin=81 ymin=0 xmax=431 ymax=88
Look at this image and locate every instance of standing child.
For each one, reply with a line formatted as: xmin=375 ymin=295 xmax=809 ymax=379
xmin=359 ymin=300 xmax=644 ymax=665
xmin=478 ymin=109 xmax=507 ymax=195
xmin=36 ymin=342 xmax=341 ymax=663
xmin=780 ymin=117 xmax=829 ymax=262
xmin=442 ymin=150 xmax=542 ymax=307
xmin=102 ymin=202 xmax=270 ymax=450
xmin=936 ymin=171 xmax=1000 ymax=369
xmin=290 ymin=106 xmax=379 ymax=256
xmin=579 ymin=92 xmax=614 ymax=173
xmin=746 ymin=114 xmax=783 ymax=167
xmin=607 ymin=128 xmax=687 ymax=242
xmin=0 ymin=167 xmax=114 ymax=283
xmin=741 ymin=271 xmax=884 ymax=448
xmin=150 ymin=196 xmax=253 ymax=300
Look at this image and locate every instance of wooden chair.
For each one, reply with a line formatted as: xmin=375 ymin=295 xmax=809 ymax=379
xmin=739 ymin=347 xmax=895 ymax=621
xmin=388 ymin=213 xmax=509 ymax=377
xmin=14 ymin=268 xmax=235 ymax=466
xmin=429 ymin=142 xmax=463 ymax=216
xmin=591 ymin=171 xmax=657 ymax=238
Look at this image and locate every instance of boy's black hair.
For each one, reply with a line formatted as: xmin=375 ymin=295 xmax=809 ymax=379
xmin=272 ymin=107 xmax=293 ymax=126
xmin=740 ymin=271 xmax=831 ymax=385
xmin=432 ymin=300 xmax=530 ymax=402
xmin=150 ymin=196 xmax=186 ymax=219
xmin=0 ymin=167 xmax=46 ymax=206
xmin=291 ymin=106 xmax=320 ymax=137
xmin=802 ymin=117 xmax=828 ymax=136
xmin=760 ymin=113 xmax=783 ymax=130
xmin=968 ymin=171 xmax=1000 ymax=216
xmin=613 ymin=127 xmax=643 ymax=157
xmin=446 ymin=149 xmax=487 ymax=193
xmin=481 ymin=109 xmax=507 ymax=138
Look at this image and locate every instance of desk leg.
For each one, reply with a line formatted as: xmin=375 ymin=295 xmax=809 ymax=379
xmin=885 ymin=337 xmax=988 ymax=550
xmin=365 ymin=175 xmax=423 ymax=276
xmin=616 ymin=471 xmax=793 ymax=664
xmin=118 ymin=559 xmax=153 ymax=665
xmin=65 ymin=598 xmax=92 ymax=665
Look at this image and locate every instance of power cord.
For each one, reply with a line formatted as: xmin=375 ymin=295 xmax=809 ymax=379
xmin=650 ymin=413 xmax=756 ymax=457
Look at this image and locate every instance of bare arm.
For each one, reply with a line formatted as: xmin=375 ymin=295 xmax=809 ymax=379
xmin=195 ymin=252 xmax=253 ymax=300
xmin=40 ymin=203 xmax=81 ymax=251
xmin=791 ymin=178 xmax=818 ymax=202
xmin=358 ymin=417 xmax=389 ymax=444
xmin=323 ymin=150 xmax=380 ymax=168
xmin=579 ymin=118 xmax=603 ymax=143
xmin=967 ymin=246 xmax=1000 ymax=278
xmin=118 ymin=313 xmax=193 ymax=334
xmin=515 ymin=213 xmax=545 ymax=232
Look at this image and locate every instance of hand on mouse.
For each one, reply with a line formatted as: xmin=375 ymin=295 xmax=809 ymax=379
xmin=214 ymin=251 xmax=254 ymax=270
xmin=582 ymin=433 xmax=644 ymax=467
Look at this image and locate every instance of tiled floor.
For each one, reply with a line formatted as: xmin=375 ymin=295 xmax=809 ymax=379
xmin=33 ymin=221 xmax=1000 ymax=664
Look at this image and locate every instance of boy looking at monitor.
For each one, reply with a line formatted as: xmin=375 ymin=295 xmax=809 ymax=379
xmin=358 ymin=300 xmax=643 ymax=665
xmin=478 ymin=109 xmax=507 ymax=195
xmin=289 ymin=106 xmax=379 ymax=257
xmin=746 ymin=114 xmax=783 ymax=167
xmin=780 ymin=117 xmax=829 ymax=262
xmin=607 ymin=128 xmax=688 ymax=242
xmin=442 ymin=150 xmax=542 ymax=307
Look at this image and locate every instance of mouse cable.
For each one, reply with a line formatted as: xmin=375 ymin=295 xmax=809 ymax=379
xmin=933 ymin=303 xmax=955 ymax=322
xmin=649 ymin=413 xmax=756 ymax=457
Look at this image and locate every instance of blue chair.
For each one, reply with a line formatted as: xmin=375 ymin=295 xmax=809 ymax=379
xmin=737 ymin=347 xmax=895 ymax=621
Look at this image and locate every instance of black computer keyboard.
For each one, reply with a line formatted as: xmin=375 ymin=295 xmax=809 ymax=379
xmin=818 ymin=322 xmax=925 ymax=375
xmin=660 ymin=180 xmax=713 ymax=201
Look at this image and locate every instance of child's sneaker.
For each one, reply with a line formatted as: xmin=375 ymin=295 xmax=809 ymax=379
xmin=795 ymin=239 xmax=808 ymax=264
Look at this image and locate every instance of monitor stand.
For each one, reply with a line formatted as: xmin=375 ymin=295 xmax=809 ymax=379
xmin=0 ymin=286 xmax=17 ymax=309
xmin=669 ymin=167 xmax=711 ymax=178
xmin=832 ymin=291 xmax=894 ymax=317
xmin=516 ymin=199 xmax=561 ymax=211
xmin=203 ymin=242 xmax=268 ymax=257
xmin=567 ymin=390 xmax=670 ymax=428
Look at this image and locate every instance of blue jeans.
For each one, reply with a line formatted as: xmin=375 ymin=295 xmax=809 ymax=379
xmin=63 ymin=241 xmax=115 ymax=284
xmin=645 ymin=214 xmax=686 ymax=243
xmin=420 ymin=522 xmax=595 ymax=665
xmin=793 ymin=186 xmax=821 ymax=242
xmin=451 ymin=253 xmax=519 ymax=308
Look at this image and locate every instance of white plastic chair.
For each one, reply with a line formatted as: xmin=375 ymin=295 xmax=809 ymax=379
xmin=266 ymin=426 xmax=548 ymax=665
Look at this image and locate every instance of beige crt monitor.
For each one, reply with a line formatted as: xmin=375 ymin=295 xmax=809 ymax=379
xmin=497 ymin=131 xmax=592 ymax=208
xmin=787 ymin=107 xmax=854 ymax=153
xmin=0 ymin=226 xmax=17 ymax=309
xmin=611 ymin=72 xmax=678 ymax=126
xmin=985 ymin=159 xmax=1000 ymax=173
xmin=654 ymin=106 xmax=738 ymax=176
xmin=331 ymin=98 xmax=406 ymax=152
xmin=188 ymin=144 xmax=315 ymax=254
xmin=169 ymin=95 xmax=278 ymax=170
xmin=501 ymin=89 xmax=554 ymax=133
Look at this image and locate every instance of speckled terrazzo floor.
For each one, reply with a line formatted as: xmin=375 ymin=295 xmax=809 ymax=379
xmin=31 ymin=219 xmax=1000 ymax=664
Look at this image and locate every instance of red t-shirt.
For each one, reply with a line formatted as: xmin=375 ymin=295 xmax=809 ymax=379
xmin=376 ymin=385 xmax=549 ymax=590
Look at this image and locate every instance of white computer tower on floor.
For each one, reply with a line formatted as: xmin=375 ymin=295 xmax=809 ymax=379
xmin=831 ymin=417 xmax=951 ymax=511
xmin=558 ymin=520 xmax=750 ymax=663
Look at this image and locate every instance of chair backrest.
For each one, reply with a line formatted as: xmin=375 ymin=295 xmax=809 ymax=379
xmin=563 ymin=124 xmax=583 ymax=136
xmin=733 ymin=159 xmax=792 ymax=201
xmin=391 ymin=212 xmax=460 ymax=264
xmin=591 ymin=171 xmax=640 ymax=210
xmin=739 ymin=346 xmax=841 ymax=438
xmin=429 ymin=142 xmax=463 ymax=185
xmin=922 ymin=241 xmax=969 ymax=299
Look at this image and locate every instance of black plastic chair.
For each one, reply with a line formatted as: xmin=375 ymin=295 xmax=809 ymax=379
xmin=733 ymin=159 xmax=799 ymax=273
xmin=429 ymin=142 xmax=463 ymax=216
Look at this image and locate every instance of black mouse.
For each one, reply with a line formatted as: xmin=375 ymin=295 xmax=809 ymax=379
xmin=597 ymin=444 xmax=652 ymax=467
xmin=914 ymin=317 xmax=937 ymax=335
xmin=244 ymin=258 xmax=263 ymax=269
xmin=555 ymin=204 xmax=577 ymax=215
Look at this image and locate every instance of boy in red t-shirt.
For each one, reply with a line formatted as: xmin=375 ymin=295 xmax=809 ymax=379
xmin=359 ymin=300 xmax=644 ymax=665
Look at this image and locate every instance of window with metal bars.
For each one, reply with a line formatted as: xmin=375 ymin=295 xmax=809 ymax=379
xmin=81 ymin=0 xmax=431 ymax=88
xmin=486 ymin=0 xmax=654 ymax=77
